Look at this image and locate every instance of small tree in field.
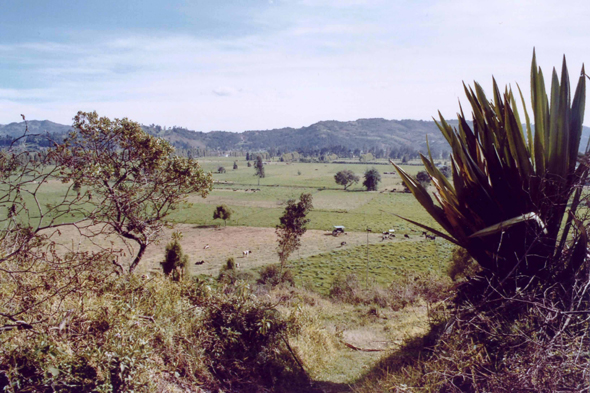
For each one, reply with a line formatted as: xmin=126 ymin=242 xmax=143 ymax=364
xmin=363 ymin=167 xmax=381 ymax=191
xmin=416 ymin=170 xmax=430 ymax=187
xmin=213 ymin=205 xmax=232 ymax=226
xmin=254 ymin=155 xmax=265 ymax=185
xmin=160 ymin=231 xmax=188 ymax=281
xmin=276 ymin=193 xmax=313 ymax=274
xmin=334 ymin=170 xmax=360 ymax=190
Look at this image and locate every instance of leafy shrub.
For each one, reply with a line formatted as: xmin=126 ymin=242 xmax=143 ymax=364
xmin=447 ymin=246 xmax=480 ymax=281
xmin=217 ymin=257 xmax=253 ymax=285
xmin=329 ymin=273 xmax=452 ymax=310
xmin=329 ymin=273 xmax=363 ymax=304
xmin=257 ymin=264 xmax=295 ymax=287
xmin=160 ymin=239 xmax=188 ymax=281
xmin=0 ymin=272 xmax=307 ymax=393
xmin=199 ymin=282 xmax=305 ymax=391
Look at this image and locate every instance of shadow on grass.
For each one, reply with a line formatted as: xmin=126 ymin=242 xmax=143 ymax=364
xmin=192 ymin=224 xmax=220 ymax=229
xmin=348 ymin=320 xmax=446 ymax=392
xmin=308 ymin=380 xmax=353 ymax=393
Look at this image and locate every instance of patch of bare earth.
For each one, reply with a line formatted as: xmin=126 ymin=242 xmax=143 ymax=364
xmin=47 ymin=224 xmax=421 ymax=277
xmin=140 ymin=225 xmax=388 ymax=276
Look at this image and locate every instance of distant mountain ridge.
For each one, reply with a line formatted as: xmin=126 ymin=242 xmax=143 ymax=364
xmin=0 ymin=120 xmax=73 ymax=138
xmin=2 ymin=118 xmax=589 ymax=154
xmin=142 ymin=118 xmax=452 ymax=153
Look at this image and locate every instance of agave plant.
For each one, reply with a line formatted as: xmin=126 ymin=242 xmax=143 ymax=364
xmin=392 ymin=52 xmax=588 ymax=286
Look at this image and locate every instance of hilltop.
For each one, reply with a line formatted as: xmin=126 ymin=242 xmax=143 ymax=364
xmin=4 ymin=117 xmax=590 ymax=156
xmin=0 ymin=118 xmax=450 ymax=154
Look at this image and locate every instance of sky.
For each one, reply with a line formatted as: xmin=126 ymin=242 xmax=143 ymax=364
xmin=1 ymin=0 xmax=590 ymax=132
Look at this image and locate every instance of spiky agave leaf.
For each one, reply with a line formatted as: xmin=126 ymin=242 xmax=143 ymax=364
xmin=392 ymin=51 xmax=588 ymax=284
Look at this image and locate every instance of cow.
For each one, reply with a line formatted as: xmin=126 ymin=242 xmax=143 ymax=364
xmin=195 ymin=260 xmax=205 ymax=265
xmin=404 ymin=234 xmax=410 ymax=238
xmin=340 ymin=241 xmax=347 ymax=246
xmin=203 ymin=244 xmax=210 ymax=249
xmin=243 ymin=250 xmax=252 ymax=257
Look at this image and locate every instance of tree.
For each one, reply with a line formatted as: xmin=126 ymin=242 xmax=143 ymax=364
xmin=363 ymin=168 xmax=381 ymax=191
xmin=213 ymin=205 xmax=232 ymax=226
xmin=53 ymin=111 xmax=213 ymax=273
xmin=276 ymin=193 xmax=313 ymax=273
xmin=254 ymin=155 xmax=265 ymax=185
xmin=360 ymin=152 xmax=374 ymax=162
xmin=160 ymin=232 xmax=189 ymax=281
xmin=439 ymin=165 xmax=451 ymax=178
xmin=391 ymin=53 xmax=589 ymax=290
xmin=415 ymin=170 xmax=430 ymax=187
xmin=334 ymin=170 xmax=360 ymax=190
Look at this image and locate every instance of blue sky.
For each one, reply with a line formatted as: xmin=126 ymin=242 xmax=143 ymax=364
xmin=1 ymin=0 xmax=590 ymax=131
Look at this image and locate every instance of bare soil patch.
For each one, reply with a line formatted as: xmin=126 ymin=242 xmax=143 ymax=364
xmin=46 ymin=224 xmax=419 ymax=278
xmin=140 ymin=225 xmax=389 ymax=276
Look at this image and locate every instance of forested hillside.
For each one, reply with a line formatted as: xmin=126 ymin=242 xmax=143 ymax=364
xmin=4 ymin=118 xmax=590 ymax=158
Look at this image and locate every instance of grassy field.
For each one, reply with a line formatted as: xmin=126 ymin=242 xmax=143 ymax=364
xmin=169 ymin=158 xmax=443 ymax=233
xmin=290 ymin=239 xmax=453 ymax=295
xmin=21 ymin=158 xmax=454 ymax=285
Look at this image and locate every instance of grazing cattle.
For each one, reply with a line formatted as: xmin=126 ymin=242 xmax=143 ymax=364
xmin=203 ymin=244 xmax=210 ymax=249
xmin=195 ymin=260 xmax=205 ymax=265
xmin=243 ymin=250 xmax=252 ymax=257
xmin=340 ymin=241 xmax=347 ymax=246
xmin=426 ymin=234 xmax=436 ymax=240
xmin=381 ymin=235 xmax=389 ymax=241
xmin=404 ymin=234 xmax=410 ymax=238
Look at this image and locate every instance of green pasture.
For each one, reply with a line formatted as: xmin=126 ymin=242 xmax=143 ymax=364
xmin=170 ymin=189 xmax=441 ymax=233
xmin=10 ymin=158 xmax=445 ymax=235
xmin=200 ymin=157 xmax=425 ymax=190
xmin=169 ymin=157 xmax=443 ymax=233
xmin=288 ymin=240 xmax=454 ymax=295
